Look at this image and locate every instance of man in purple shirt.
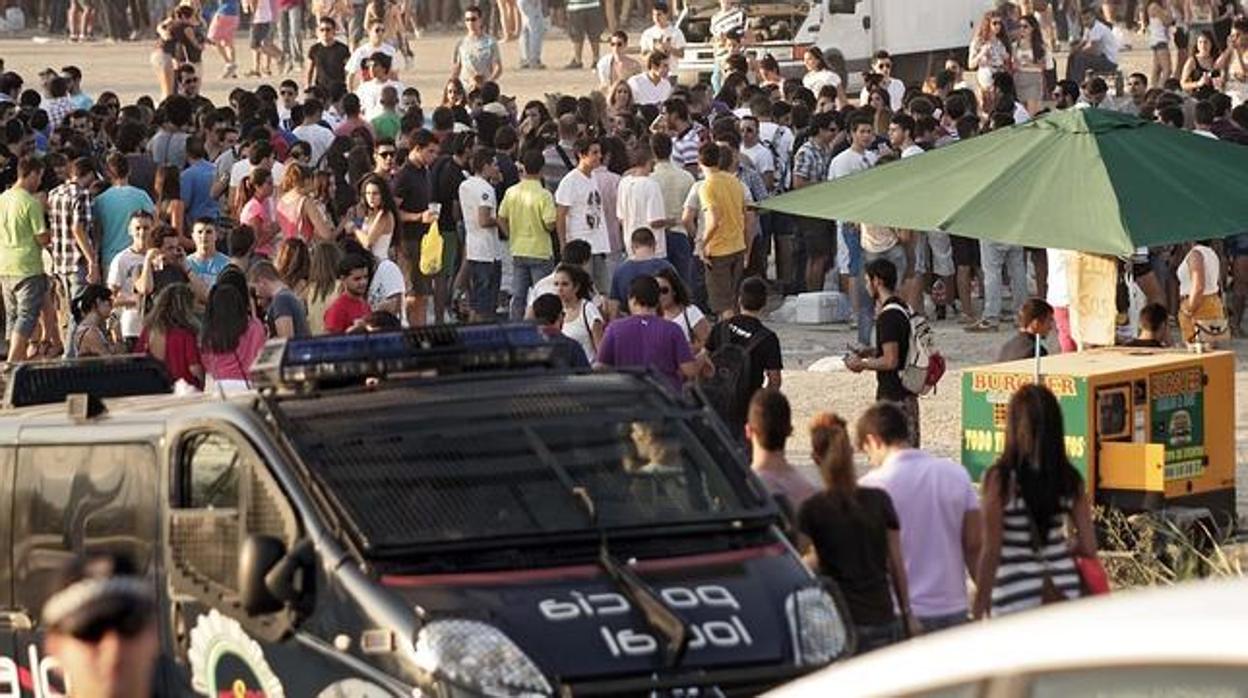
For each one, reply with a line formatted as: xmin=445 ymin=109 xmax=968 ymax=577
xmin=595 ymin=275 xmax=698 ymax=391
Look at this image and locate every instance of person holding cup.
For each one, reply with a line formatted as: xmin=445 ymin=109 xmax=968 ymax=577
xmin=639 ymin=2 xmax=686 ymax=76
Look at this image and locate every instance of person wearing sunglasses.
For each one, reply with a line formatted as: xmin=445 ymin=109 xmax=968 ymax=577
xmin=452 ymin=6 xmax=504 ymax=88
xmin=596 ymin=30 xmax=642 ymax=88
xmin=43 ymin=554 xmax=164 ymax=698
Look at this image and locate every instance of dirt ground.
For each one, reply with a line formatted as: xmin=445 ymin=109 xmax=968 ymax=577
xmin=0 ymin=31 xmax=1239 ymax=527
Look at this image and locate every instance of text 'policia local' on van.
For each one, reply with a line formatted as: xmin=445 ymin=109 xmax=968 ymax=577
xmin=0 ymin=324 xmax=853 ymax=697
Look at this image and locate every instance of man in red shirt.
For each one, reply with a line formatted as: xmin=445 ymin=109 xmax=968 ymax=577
xmin=324 ymin=253 xmax=372 ymax=333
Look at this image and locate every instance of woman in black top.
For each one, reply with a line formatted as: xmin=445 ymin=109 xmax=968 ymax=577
xmin=797 ymin=412 xmax=917 ymax=654
xmin=151 ymin=5 xmax=203 ymax=99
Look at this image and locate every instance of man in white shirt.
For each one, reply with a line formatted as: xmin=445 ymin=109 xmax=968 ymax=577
xmin=859 ymin=51 xmax=905 ymax=111
xmin=291 ymin=98 xmax=335 ymax=166
xmin=346 ymin=22 xmax=403 ymax=90
xmin=355 ymin=53 xmax=405 ymax=121
xmin=857 ymin=401 xmax=982 ymax=634
xmin=1067 ymin=8 xmax=1119 ymax=81
xmin=738 ymin=115 xmax=775 ymax=193
xmin=617 ymin=143 xmax=669 ymax=260
xmin=627 ymin=51 xmax=674 ymax=106
xmin=639 ymin=1 xmax=685 ymax=72
xmin=555 ymin=138 xmax=612 ymax=293
xmin=460 ymin=149 xmax=502 ymax=321
xmin=753 ymin=97 xmax=794 ymax=194
xmin=828 ymin=112 xmax=879 ymax=346
xmin=597 ymin=31 xmax=642 ymax=87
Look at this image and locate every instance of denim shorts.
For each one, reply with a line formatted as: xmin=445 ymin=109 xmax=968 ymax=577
xmin=2 ymin=274 xmax=49 ymax=338
xmin=467 ymin=260 xmax=500 ymax=316
xmin=836 ymin=222 xmax=863 ymax=275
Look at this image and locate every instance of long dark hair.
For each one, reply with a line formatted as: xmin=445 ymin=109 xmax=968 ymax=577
xmin=555 ymin=263 xmax=594 ymax=301
xmin=71 ymin=284 xmax=112 ymax=323
xmin=201 ymin=267 xmax=252 ymax=353
xmin=654 ymin=266 xmax=692 ymax=308
xmin=357 ymin=172 xmax=399 ymax=222
xmin=991 ymin=384 xmax=1083 ymax=533
xmin=1021 ymin=15 xmax=1046 ymax=61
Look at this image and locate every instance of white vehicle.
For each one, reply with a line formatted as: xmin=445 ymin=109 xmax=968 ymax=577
xmin=677 ymin=0 xmax=989 ymax=92
xmin=767 ymin=577 xmax=1248 ymax=698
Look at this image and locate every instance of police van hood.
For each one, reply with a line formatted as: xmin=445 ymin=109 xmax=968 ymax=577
xmin=382 ymin=543 xmax=810 ymax=680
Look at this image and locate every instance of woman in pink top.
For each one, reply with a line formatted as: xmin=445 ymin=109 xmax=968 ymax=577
xmin=240 ymin=167 xmax=280 ymax=257
xmin=200 ymin=268 xmax=266 ymax=391
xmin=276 ymin=163 xmax=334 ymax=243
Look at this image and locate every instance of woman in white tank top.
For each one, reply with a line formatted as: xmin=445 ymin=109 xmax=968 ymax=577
xmin=1176 ymin=242 xmax=1229 ymax=347
xmin=1146 ymin=0 xmax=1174 ymax=87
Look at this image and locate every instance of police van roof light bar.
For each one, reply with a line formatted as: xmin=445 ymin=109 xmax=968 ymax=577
xmin=249 ymin=323 xmax=554 ymax=390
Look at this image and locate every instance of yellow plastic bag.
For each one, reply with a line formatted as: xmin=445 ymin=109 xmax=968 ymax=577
xmin=419 ymin=220 xmax=444 ymax=276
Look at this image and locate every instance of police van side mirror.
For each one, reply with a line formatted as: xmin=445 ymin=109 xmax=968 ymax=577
xmin=240 ymin=535 xmax=287 ymax=615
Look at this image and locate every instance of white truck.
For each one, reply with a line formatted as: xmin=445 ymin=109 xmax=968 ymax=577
xmin=677 ymin=0 xmax=989 ymax=92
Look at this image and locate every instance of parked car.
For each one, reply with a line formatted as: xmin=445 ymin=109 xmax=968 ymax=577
xmin=767 ymin=577 xmax=1248 ymax=698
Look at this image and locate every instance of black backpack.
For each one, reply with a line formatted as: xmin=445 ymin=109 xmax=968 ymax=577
xmin=700 ymin=322 xmax=768 ymax=432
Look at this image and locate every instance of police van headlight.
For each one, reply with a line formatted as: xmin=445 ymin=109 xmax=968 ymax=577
xmin=413 ymin=620 xmax=552 ymax=697
xmin=785 ymin=586 xmax=850 ymax=666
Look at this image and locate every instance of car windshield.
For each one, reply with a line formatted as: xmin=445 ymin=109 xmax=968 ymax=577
xmin=272 ymin=374 xmax=768 ymax=553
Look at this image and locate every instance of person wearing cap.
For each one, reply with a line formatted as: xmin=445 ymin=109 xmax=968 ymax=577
xmin=43 ymin=554 xmax=163 ymax=698
xmin=639 ymin=1 xmax=685 ymax=74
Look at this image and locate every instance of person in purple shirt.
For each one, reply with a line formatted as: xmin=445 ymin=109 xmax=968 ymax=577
xmin=595 ymin=275 xmax=698 ymax=392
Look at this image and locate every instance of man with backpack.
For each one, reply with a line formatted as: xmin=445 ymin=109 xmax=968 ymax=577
xmin=701 ymin=276 xmax=782 ymax=440
xmin=846 ymin=258 xmax=925 ymax=447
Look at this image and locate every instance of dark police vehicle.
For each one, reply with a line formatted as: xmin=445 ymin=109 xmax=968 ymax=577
xmin=0 ymin=325 xmax=852 ymax=697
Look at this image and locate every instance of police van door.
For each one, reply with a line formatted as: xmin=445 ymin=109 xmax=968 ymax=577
xmin=7 ymin=440 xmax=161 ymax=696
xmin=165 ymin=426 xmax=303 ymax=698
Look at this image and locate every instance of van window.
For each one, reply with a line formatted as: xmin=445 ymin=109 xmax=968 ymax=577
xmin=12 ymin=444 xmax=158 ymax=617
xmin=828 ymin=0 xmax=857 ymax=13
xmin=182 ymin=432 xmax=243 ymax=509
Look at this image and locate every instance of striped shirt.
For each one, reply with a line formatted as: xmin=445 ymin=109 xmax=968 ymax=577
xmin=47 ymin=180 xmax=93 ymax=277
xmin=672 ymin=123 xmax=705 ymax=170
xmin=991 ymin=495 xmax=1081 ymax=616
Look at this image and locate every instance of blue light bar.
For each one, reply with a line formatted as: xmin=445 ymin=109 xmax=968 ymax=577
xmin=249 ymin=323 xmax=555 ymax=390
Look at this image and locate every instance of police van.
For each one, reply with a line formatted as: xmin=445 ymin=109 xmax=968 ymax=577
xmin=0 ymin=325 xmax=853 ymax=697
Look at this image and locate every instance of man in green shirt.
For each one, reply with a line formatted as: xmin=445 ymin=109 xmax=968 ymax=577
xmin=498 ymin=150 xmax=556 ymax=320
xmin=371 ymin=86 xmax=402 ymax=141
xmin=0 ymin=156 xmax=51 ymax=362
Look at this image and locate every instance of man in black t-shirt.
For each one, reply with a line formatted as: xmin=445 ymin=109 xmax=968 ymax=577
xmin=429 ymin=133 xmax=472 ymax=322
xmin=704 ymin=277 xmax=783 ymax=434
xmin=306 ymin=17 xmax=351 ymax=93
xmin=997 ymin=298 xmax=1053 ymax=362
xmin=393 ymin=129 xmax=440 ymax=326
xmin=846 ymin=258 xmax=920 ymax=446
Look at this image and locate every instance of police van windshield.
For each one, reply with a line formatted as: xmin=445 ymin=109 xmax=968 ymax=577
xmin=272 ymin=374 xmax=769 ymax=554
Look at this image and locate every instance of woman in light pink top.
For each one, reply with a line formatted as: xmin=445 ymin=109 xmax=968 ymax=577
xmin=276 ymin=163 xmax=334 ymax=243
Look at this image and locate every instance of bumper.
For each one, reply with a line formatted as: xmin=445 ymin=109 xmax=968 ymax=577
xmin=558 ymin=662 xmax=817 ymax=696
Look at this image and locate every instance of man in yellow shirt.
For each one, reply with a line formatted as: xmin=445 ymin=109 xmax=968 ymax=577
xmin=0 ymin=156 xmax=51 ymax=362
xmin=498 ymin=150 xmax=557 ymax=320
xmin=697 ymin=142 xmax=746 ymax=319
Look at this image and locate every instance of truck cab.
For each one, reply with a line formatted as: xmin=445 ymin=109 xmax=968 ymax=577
xmin=0 ymin=326 xmax=854 ymax=697
xmin=678 ymin=0 xmax=984 ymax=93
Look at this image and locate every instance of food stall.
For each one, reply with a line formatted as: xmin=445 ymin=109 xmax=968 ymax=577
xmin=961 ymin=348 xmax=1236 ymax=528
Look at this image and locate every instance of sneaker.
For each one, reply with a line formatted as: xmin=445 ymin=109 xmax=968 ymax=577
xmin=518 ymin=61 xmax=531 ymax=70
xmin=563 ymin=59 xmax=583 ymax=69
xmin=533 ymin=62 xmax=547 ymax=70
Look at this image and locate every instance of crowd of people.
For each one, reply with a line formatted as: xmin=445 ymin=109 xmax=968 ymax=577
xmin=0 ymin=0 xmax=1242 ymax=666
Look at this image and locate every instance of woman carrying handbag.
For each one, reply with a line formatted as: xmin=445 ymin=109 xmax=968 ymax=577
xmin=973 ymin=384 xmax=1102 ymax=619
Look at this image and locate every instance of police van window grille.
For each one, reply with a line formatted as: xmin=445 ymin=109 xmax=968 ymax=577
xmin=246 ymin=468 xmax=296 ymax=544
xmin=169 ymin=511 xmax=240 ymax=592
xmin=290 ymin=417 xmax=750 ymax=551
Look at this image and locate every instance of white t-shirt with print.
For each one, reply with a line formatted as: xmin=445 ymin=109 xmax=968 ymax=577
xmin=555 ymin=169 xmax=610 ymax=254
xmin=107 ymin=248 xmax=146 ymax=338
xmin=616 ymin=174 xmax=668 ymax=258
xmin=639 ymin=24 xmax=686 ymax=71
xmin=459 ymin=175 xmax=500 ymax=262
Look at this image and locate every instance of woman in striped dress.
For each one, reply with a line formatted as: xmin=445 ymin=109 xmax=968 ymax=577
xmin=973 ymin=384 xmax=1097 ymax=618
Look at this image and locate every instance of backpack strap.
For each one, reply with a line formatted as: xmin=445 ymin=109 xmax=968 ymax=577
xmin=555 ymin=144 xmax=574 ymax=171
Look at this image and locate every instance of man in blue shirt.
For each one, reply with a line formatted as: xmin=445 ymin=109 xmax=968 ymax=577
xmin=92 ymin=153 xmax=155 ymax=272
xmin=181 ymin=137 xmax=219 ymax=223
xmin=532 ymin=293 xmax=590 ymax=368
xmin=608 ymin=227 xmax=674 ymax=317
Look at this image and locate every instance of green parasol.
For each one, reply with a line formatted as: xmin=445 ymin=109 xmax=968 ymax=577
xmin=757 ymin=108 xmax=1248 ymax=256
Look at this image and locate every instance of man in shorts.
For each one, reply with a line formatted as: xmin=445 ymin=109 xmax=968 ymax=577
xmin=393 ymin=129 xmax=441 ymax=326
xmin=564 ymin=0 xmax=605 ymax=70
xmin=790 ymin=111 xmax=838 ymax=293
xmin=0 ymin=156 xmax=51 ymax=362
xmin=697 ymin=142 xmax=747 ymax=320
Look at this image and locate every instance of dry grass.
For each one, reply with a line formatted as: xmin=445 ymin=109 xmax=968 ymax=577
xmin=1096 ymin=508 xmax=1244 ymax=589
